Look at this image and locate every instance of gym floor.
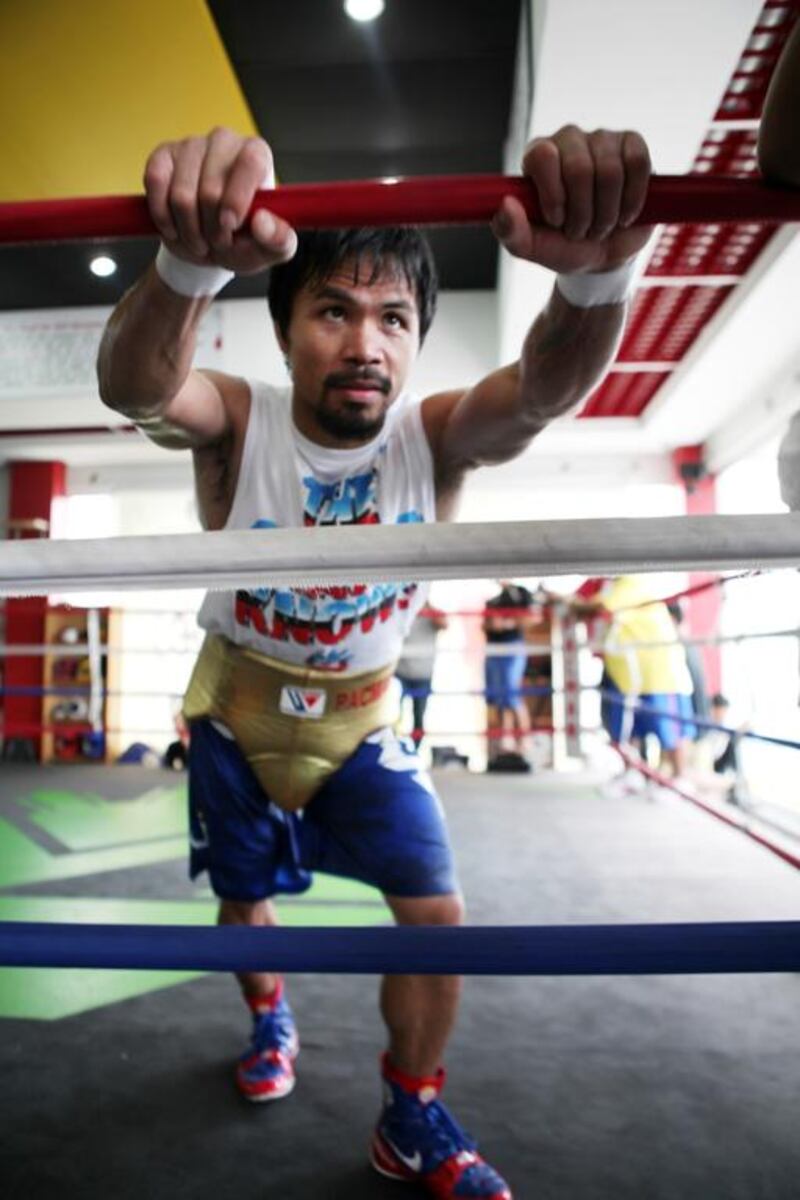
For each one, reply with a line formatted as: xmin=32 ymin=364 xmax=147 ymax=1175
xmin=1 ymin=762 xmax=798 ymax=1199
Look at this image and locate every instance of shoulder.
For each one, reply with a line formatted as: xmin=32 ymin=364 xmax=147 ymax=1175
xmin=418 ymin=389 xmax=469 ymax=503
xmin=419 ymin=389 xmax=463 ymax=450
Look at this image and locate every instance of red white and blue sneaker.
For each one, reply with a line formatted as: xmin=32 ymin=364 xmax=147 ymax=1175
xmin=371 ymin=1055 xmax=512 ymax=1199
xmin=235 ymin=979 xmax=299 ymax=1102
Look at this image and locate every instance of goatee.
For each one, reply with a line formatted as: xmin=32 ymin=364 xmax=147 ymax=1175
xmin=315 ymin=401 xmax=387 ymax=440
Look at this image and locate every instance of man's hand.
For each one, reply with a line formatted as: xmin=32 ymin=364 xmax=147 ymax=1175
xmin=492 ymin=125 xmax=653 ymax=273
xmin=144 ymin=127 xmax=297 ymax=275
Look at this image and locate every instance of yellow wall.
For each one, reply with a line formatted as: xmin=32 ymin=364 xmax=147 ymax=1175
xmin=0 ymin=0 xmax=257 ymax=200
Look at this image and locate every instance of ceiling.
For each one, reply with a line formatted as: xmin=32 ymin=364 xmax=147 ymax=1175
xmin=0 ymin=0 xmax=522 ymax=309
xmin=1 ymin=0 xmax=800 ymax=484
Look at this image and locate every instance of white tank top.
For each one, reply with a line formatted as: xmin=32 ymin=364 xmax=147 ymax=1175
xmin=197 ymin=381 xmax=436 ymax=673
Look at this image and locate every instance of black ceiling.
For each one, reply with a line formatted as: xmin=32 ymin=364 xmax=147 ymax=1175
xmin=0 ymin=0 xmax=522 ymax=311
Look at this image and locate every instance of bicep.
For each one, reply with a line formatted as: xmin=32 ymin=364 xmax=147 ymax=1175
xmin=133 ymin=369 xmax=241 ymax=450
xmin=422 ymin=365 xmax=544 ymax=484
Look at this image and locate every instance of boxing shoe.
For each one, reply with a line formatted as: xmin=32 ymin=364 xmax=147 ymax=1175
xmin=371 ymin=1055 xmax=512 ymax=1199
xmin=235 ymin=978 xmax=299 ymax=1102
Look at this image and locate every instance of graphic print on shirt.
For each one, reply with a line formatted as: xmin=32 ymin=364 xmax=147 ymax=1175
xmin=303 ymin=468 xmax=380 ymax=526
xmin=234 ymin=468 xmax=422 ymax=671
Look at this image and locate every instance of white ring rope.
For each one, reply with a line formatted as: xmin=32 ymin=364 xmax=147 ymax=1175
xmin=1 ymin=514 xmax=799 ymax=596
xmin=2 ymin=628 xmax=799 ymax=659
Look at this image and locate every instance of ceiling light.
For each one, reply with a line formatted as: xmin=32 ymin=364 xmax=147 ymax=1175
xmin=90 ymin=255 xmax=117 ymax=278
xmin=344 ymin=0 xmax=385 ymax=23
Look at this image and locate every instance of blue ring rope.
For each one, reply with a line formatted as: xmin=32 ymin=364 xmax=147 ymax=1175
xmin=0 ymin=920 xmax=798 ymax=975
xmin=598 ymin=689 xmax=800 ymax=753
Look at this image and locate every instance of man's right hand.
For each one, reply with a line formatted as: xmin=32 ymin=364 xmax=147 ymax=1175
xmin=144 ymin=127 xmax=297 ymax=275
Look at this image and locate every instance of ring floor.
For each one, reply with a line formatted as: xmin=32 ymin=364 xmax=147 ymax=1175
xmin=1 ymin=762 xmax=798 ymax=1200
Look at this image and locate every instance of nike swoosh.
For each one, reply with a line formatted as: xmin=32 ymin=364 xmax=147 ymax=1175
xmin=189 ymin=835 xmax=209 ymax=850
xmin=383 ymin=1137 xmax=422 ymax=1173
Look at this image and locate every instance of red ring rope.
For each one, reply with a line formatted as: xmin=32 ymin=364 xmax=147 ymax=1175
xmin=0 ymin=175 xmax=798 ymax=244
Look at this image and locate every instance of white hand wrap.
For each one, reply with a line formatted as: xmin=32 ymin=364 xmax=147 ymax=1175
xmin=155 ymin=243 xmax=235 ymax=298
xmin=556 ymin=256 xmax=641 ymax=308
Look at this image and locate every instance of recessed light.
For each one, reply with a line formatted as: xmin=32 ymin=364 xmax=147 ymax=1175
xmin=344 ymin=0 xmax=385 ymax=23
xmin=90 ymin=255 xmax=117 ymax=278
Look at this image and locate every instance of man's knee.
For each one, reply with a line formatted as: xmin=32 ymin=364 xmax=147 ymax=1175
xmin=386 ymin=891 xmax=465 ymax=927
xmin=218 ymin=896 xmax=274 ymax=926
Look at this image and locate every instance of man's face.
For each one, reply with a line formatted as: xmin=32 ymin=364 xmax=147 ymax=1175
xmin=278 ymin=258 xmax=421 ymax=446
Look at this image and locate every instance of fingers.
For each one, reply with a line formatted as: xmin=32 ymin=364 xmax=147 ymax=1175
xmin=213 ymin=132 xmax=272 ymax=243
xmin=491 ymin=196 xmax=536 ymax=259
xmin=143 ymin=129 xmax=296 ymax=268
xmin=250 ymin=207 xmax=298 ymax=264
xmin=492 ymin=196 xmax=587 ymax=267
xmin=557 ymin=127 xmax=595 ymax=240
xmin=168 ymin=137 xmax=210 ymax=258
xmin=587 ymin=131 xmax=625 ymax=239
xmin=143 ymin=144 xmax=178 ymax=243
xmin=522 ymin=125 xmax=651 ymax=242
xmin=522 ymin=139 xmax=565 ymax=227
xmin=618 ymin=130 xmax=651 ymax=228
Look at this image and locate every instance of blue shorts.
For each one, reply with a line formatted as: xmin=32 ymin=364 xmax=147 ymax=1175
xmin=485 ymin=642 xmax=527 ymax=709
xmin=188 ymin=719 xmax=459 ymax=902
xmin=602 ymin=681 xmax=691 ymax=751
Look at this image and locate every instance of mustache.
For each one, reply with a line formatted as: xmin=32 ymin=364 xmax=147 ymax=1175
xmin=324 ymin=369 xmax=390 ymax=395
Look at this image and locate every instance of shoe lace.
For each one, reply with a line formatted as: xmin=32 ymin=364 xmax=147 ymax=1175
xmin=411 ymin=1098 xmax=478 ymax=1163
xmin=251 ymin=1005 xmax=295 ymax=1055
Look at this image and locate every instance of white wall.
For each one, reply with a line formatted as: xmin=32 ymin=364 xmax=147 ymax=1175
xmin=714 ymin=440 xmax=800 ymax=814
xmin=0 ymin=464 xmax=8 ymax=530
xmin=55 ymin=487 xmax=204 ymax=753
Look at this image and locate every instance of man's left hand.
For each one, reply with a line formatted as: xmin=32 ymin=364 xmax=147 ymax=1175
xmin=492 ymin=125 xmax=653 ymax=274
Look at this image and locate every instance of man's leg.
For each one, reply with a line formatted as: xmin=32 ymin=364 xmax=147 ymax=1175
xmin=218 ymin=896 xmax=281 ymax=999
xmin=412 ymin=682 xmax=431 ymax=748
xmin=187 ymin=719 xmax=303 ymax=1103
xmin=219 ymin=897 xmax=300 ymax=1102
xmin=308 ymin=726 xmax=511 ymax=1196
xmin=512 ymin=700 xmax=531 ymax=751
xmin=380 ymin=892 xmax=464 ymax=1076
xmin=373 ymin=892 xmax=511 ymax=1198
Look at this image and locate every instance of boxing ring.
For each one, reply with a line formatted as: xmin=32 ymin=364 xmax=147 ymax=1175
xmin=1 ymin=509 xmax=799 ymax=975
xmin=2 ymin=170 xmax=800 ymax=979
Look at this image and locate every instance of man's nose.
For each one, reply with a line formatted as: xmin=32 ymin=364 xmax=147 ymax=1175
xmin=343 ymin=320 xmax=381 ymax=362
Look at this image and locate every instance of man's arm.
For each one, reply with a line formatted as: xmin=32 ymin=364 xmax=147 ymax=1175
xmin=97 ymin=129 xmax=297 ymax=449
xmin=98 ymin=269 xmax=231 ymax=449
xmin=758 ymin=20 xmax=800 ymax=185
xmin=423 ymin=126 xmax=652 ymax=490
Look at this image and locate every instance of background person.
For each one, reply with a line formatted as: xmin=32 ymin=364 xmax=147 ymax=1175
xmin=667 ymin=599 xmax=709 ymax=741
xmin=395 ymin=606 xmax=448 ymax=747
xmin=483 ymin=580 xmax=533 ymax=768
xmin=566 ymin=576 xmax=694 ymax=780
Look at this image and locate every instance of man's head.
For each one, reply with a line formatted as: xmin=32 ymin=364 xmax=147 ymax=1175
xmin=268 ymin=228 xmax=438 ymax=445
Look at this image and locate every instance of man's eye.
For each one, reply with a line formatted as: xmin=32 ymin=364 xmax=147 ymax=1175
xmin=385 ymin=312 xmax=406 ymax=329
xmin=322 ymin=306 xmax=345 ymax=320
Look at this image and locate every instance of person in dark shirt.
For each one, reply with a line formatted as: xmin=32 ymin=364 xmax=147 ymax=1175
xmin=484 ymin=582 xmax=533 ymax=766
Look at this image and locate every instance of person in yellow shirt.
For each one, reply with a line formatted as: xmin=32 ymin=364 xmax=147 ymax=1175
xmin=570 ymin=576 xmax=694 ymax=778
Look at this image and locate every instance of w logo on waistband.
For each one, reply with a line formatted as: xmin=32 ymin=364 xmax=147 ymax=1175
xmin=279 ymin=686 xmax=327 ymax=719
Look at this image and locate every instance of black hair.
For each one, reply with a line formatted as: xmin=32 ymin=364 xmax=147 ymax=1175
xmin=711 ymin=693 xmax=729 ymax=708
xmin=267 ymin=227 xmax=438 ymax=345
